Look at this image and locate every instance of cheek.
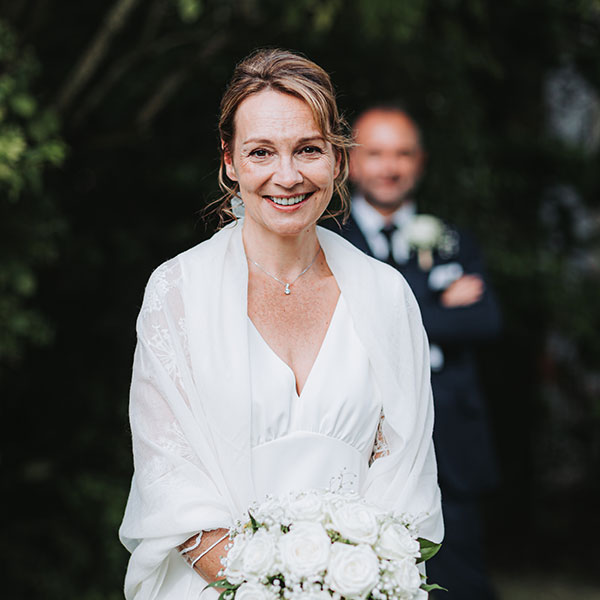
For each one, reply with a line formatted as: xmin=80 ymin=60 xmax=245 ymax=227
xmin=402 ymin=162 xmax=421 ymax=179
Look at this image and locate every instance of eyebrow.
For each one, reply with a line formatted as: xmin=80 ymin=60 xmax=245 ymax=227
xmin=241 ymin=135 xmax=326 ymax=146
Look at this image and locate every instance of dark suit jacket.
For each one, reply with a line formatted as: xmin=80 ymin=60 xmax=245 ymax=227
xmin=326 ymin=214 xmax=502 ymax=496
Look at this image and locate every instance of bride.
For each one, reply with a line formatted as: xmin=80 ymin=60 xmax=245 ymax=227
xmin=119 ymin=48 xmax=443 ymax=600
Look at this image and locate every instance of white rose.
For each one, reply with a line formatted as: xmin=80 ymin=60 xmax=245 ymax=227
xmin=329 ymin=501 xmax=379 ymax=545
xmin=376 ymin=522 xmax=420 ymax=560
xmin=406 ymin=215 xmax=443 ymax=249
xmin=389 ymin=558 xmax=422 ymax=598
xmin=278 ymin=522 xmax=331 ymax=580
xmin=286 ymin=492 xmax=324 ymax=523
xmin=224 ymin=534 xmax=249 ymax=585
xmin=235 ymin=582 xmax=277 ymax=600
xmin=242 ymin=529 xmax=278 ymax=579
xmin=326 ymin=543 xmax=380 ymax=598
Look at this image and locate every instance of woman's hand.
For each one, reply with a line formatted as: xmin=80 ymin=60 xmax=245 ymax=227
xmin=178 ymin=528 xmax=230 ymax=583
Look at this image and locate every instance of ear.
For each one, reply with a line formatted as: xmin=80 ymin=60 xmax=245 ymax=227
xmin=222 ymin=140 xmax=238 ymax=182
xmin=333 ymin=148 xmax=342 ymax=180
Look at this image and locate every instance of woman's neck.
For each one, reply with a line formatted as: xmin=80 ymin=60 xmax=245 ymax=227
xmin=242 ymin=222 xmax=321 ymax=281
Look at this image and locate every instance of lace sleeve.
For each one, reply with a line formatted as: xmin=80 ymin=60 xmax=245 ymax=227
xmin=370 ymin=410 xmax=391 ymax=466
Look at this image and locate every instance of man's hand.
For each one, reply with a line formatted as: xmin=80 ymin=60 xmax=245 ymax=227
xmin=440 ymin=274 xmax=484 ymax=307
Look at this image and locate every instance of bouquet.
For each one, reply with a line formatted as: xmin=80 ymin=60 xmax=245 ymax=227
xmin=207 ymin=490 xmax=443 ymax=600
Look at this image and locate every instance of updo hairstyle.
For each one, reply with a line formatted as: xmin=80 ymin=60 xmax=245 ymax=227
xmin=217 ymin=48 xmax=351 ymax=222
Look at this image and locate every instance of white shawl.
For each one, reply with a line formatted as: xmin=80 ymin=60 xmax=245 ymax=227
xmin=119 ymin=222 xmax=443 ymax=600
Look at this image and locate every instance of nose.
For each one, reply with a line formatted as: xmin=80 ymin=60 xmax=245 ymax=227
xmin=272 ymin=155 xmax=303 ymax=188
xmin=381 ymin=156 xmax=402 ymax=177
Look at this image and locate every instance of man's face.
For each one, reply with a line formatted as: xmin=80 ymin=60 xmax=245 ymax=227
xmin=349 ymin=110 xmax=425 ymax=212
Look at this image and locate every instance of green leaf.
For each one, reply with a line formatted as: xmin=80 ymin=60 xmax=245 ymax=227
xmin=176 ymin=0 xmax=203 ymax=23
xmin=248 ymin=510 xmax=260 ymax=532
xmin=421 ymin=583 xmax=448 ymax=592
xmin=10 ymin=93 xmax=36 ymax=118
xmin=204 ymin=580 xmax=239 ymax=590
xmin=417 ymin=538 xmax=442 ymax=563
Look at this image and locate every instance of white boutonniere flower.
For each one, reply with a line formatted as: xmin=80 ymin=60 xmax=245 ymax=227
xmin=406 ymin=214 xmax=459 ymax=270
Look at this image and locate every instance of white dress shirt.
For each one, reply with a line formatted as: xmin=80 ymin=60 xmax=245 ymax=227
xmin=351 ymin=195 xmax=416 ymax=263
xmin=351 ymin=196 xmax=446 ymax=372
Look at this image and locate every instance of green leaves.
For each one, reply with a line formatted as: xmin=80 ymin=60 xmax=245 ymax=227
xmin=416 ymin=538 xmax=442 ymax=564
xmin=0 ymin=20 xmax=67 ymax=201
xmin=204 ymin=579 xmax=239 ymax=590
xmin=176 ymin=0 xmax=203 ymax=23
xmin=248 ymin=510 xmax=261 ymax=532
xmin=0 ymin=19 xmax=66 ymax=365
xmin=204 ymin=579 xmax=240 ymax=600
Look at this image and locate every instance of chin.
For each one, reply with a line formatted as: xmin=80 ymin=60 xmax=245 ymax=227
xmin=270 ymin=221 xmax=315 ymax=237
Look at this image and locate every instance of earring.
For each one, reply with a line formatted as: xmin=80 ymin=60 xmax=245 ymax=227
xmin=231 ymin=192 xmax=245 ymax=218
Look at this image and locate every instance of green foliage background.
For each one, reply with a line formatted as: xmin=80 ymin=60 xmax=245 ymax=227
xmin=2 ymin=0 xmax=599 ymax=597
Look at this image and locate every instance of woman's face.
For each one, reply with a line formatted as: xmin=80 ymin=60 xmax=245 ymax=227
xmin=224 ymin=89 xmax=340 ymax=239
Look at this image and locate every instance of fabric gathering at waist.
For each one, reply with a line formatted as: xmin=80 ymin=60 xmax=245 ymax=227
xmin=251 ymin=431 xmax=368 ymax=501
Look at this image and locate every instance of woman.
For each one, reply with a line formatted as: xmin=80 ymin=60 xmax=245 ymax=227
xmin=120 ymin=48 xmax=443 ymax=600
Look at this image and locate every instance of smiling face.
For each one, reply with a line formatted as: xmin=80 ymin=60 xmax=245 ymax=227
xmin=223 ymin=89 xmax=340 ymax=239
xmin=350 ymin=110 xmax=425 ymax=214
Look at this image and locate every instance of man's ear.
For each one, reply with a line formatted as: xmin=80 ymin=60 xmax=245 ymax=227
xmin=222 ymin=140 xmax=237 ymax=181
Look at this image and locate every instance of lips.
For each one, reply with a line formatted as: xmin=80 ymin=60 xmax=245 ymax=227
xmin=266 ymin=192 xmax=313 ymax=206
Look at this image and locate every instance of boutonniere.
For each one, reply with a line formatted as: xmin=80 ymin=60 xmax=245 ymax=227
xmin=406 ymin=215 xmax=459 ymax=270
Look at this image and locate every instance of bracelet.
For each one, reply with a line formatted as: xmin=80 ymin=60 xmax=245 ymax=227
xmin=191 ymin=532 xmax=229 ymax=567
xmin=180 ymin=533 xmax=203 ymax=555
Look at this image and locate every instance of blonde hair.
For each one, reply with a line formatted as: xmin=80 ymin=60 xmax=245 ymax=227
xmin=216 ymin=48 xmax=351 ymax=224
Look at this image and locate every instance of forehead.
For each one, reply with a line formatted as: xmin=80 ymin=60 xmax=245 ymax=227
xmin=233 ymin=89 xmax=322 ymax=144
xmin=354 ymin=111 xmax=420 ymax=149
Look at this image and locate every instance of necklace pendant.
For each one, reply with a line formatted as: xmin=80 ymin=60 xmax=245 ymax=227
xmin=284 ymin=283 xmax=291 ymax=295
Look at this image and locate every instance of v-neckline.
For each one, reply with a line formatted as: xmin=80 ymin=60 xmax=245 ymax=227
xmin=248 ymin=294 xmax=343 ymax=398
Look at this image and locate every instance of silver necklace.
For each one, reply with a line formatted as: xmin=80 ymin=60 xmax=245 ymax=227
xmin=248 ymin=247 xmax=321 ymax=295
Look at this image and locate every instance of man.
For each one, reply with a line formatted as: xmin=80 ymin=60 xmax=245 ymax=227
xmin=331 ymin=107 xmax=502 ymax=599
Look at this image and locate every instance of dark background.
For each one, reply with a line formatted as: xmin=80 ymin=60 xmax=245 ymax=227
xmin=2 ymin=1 xmax=599 ymax=598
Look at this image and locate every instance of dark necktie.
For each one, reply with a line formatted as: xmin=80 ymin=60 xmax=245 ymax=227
xmin=380 ymin=223 xmax=399 ymax=269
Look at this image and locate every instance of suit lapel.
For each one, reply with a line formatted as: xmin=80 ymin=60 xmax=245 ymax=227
xmin=332 ymin=214 xmax=373 ymax=257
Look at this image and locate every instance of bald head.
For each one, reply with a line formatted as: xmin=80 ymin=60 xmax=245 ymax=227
xmin=350 ymin=108 xmax=425 ymax=215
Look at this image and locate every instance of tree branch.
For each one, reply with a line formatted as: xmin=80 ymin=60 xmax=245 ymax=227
xmin=71 ymin=30 xmax=208 ymax=127
xmin=54 ymin=0 xmax=142 ymax=113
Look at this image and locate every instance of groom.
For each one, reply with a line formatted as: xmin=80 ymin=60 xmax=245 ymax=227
xmin=328 ymin=106 xmax=501 ymax=599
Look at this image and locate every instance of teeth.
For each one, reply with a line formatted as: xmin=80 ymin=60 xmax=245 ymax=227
xmin=269 ymin=194 xmax=307 ymax=206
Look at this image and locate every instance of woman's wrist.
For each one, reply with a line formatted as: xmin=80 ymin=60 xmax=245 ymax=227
xmin=178 ymin=528 xmax=230 ymax=582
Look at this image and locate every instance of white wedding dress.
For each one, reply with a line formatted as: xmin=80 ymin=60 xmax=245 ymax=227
xmin=164 ymin=295 xmax=387 ymax=599
xmin=120 ymin=224 xmax=443 ymax=600
xmin=249 ymin=294 xmax=384 ymax=502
